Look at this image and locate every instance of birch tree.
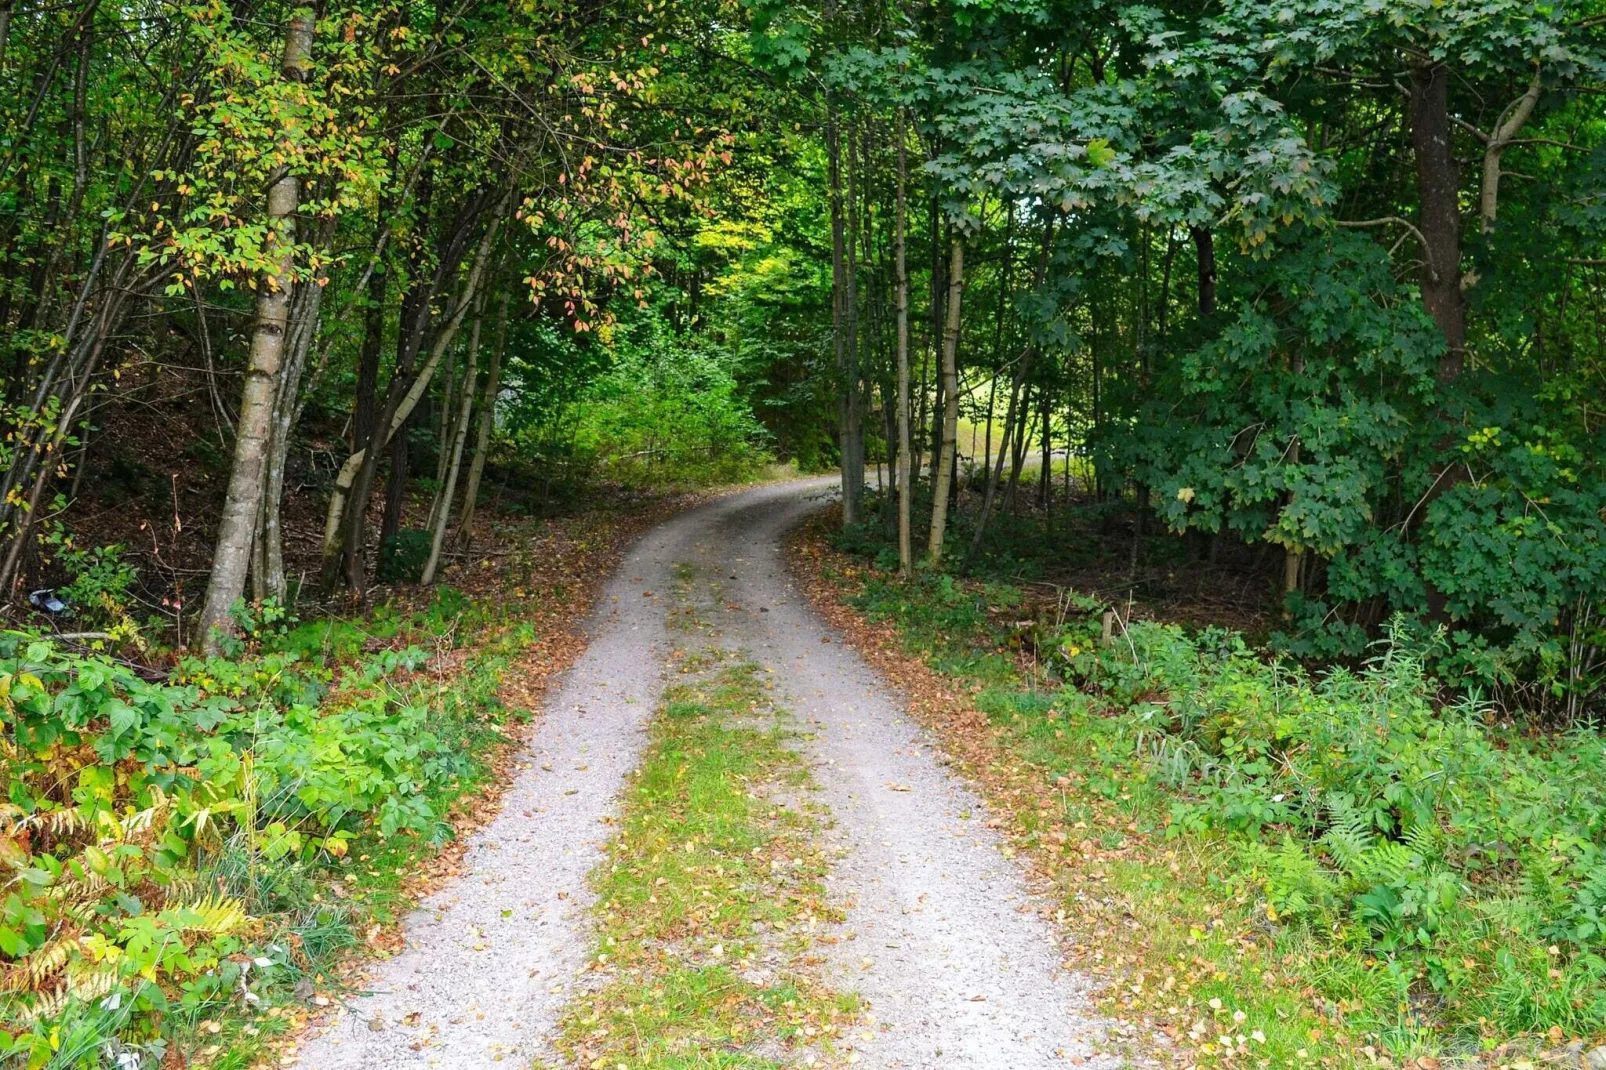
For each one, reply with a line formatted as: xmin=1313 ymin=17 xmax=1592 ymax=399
xmin=197 ymin=14 xmax=313 ymax=652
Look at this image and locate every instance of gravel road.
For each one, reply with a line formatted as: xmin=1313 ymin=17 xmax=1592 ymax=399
xmin=289 ymin=478 xmax=1114 ymax=1069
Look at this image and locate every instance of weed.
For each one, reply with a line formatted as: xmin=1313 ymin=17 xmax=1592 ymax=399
xmin=0 ymin=587 xmax=542 ymax=1066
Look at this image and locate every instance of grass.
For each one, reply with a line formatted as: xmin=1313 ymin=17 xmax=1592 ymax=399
xmin=970 ymin=682 xmax=1396 ymax=1068
xmin=556 ymin=570 xmax=857 ymax=1069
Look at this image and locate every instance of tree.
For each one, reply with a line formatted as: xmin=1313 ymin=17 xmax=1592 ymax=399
xmin=196 ymin=13 xmax=313 ymax=653
xmin=926 ymin=236 xmax=962 ymax=564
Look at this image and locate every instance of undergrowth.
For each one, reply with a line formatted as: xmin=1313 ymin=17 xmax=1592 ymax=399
xmin=826 ymin=550 xmax=1606 ymax=1066
xmin=0 ymin=588 xmax=539 ymax=1068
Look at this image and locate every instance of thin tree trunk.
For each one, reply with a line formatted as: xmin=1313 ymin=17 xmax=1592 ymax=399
xmin=352 ymin=236 xmax=389 ymax=451
xmin=1283 ymin=440 xmax=1304 ymax=606
xmin=197 ymin=15 xmax=311 ymax=653
xmin=320 ymin=208 xmax=502 ymax=590
xmin=1281 ymin=353 xmax=1305 ymax=607
xmin=895 ymin=108 xmax=913 ymax=578
xmin=433 ymin=332 xmax=459 ymax=489
xmin=927 ymin=238 xmax=964 ymax=565
xmin=0 ymin=315 xmax=114 ymax=595
xmin=422 ymin=293 xmax=483 ymax=585
xmin=1190 ymin=226 xmax=1216 ymax=318
xmin=928 ymin=216 xmax=949 ymax=492
xmin=1006 ymin=383 xmax=1030 ymax=515
xmin=826 ymin=101 xmax=856 ymax=527
xmin=253 ymin=266 xmax=323 ymax=603
xmin=841 ymin=118 xmax=865 ymax=524
xmin=1408 ymin=63 xmax=1466 ymax=380
xmin=1480 ymin=70 xmax=1542 ymax=233
xmin=456 ymin=288 xmax=509 ymax=549
xmin=966 ymin=217 xmax=1055 ymax=565
xmin=1038 ymin=387 xmax=1052 ymax=509
xmin=0 ymin=0 xmax=14 ymax=70
xmin=327 ymin=188 xmax=493 ymax=592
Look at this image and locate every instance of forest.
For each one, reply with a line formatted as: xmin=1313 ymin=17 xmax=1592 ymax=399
xmin=4 ymin=0 xmax=1606 ymax=1065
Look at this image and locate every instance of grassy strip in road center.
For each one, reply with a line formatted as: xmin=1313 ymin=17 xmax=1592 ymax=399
xmin=556 ymin=652 xmax=859 ymax=1069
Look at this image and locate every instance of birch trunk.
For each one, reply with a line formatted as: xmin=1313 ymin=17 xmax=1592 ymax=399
xmin=198 ymin=15 xmax=311 ymax=652
xmin=926 ymin=238 xmax=963 ymax=565
xmin=421 ymin=294 xmax=483 ymax=585
xmin=252 ymin=272 xmax=324 ymax=603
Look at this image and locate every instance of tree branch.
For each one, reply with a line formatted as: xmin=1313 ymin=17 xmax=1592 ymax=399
xmin=1335 ymin=216 xmax=1429 ymax=251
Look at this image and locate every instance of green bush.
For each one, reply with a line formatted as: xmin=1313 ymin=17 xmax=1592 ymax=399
xmin=0 ymin=589 xmax=527 ymax=1063
xmin=1058 ymin=617 xmax=1606 ymax=1035
xmin=377 ymin=527 xmax=433 ymax=584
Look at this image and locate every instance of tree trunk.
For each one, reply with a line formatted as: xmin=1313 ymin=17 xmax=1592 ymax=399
xmin=456 ymin=288 xmax=509 ymax=549
xmin=1190 ymin=226 xmax=1216 ymax=318
xmin=842 ymin=119 xmax=865 ymax=523
xmin=352 ymin=220 xmax=390 ymax=451
xmin=327 ymin=188 xmax=491 ymax=592
xmin=320 ymin=208 xmax=502 ymax=591
xmin=1408 ymin=63 xmax=1466 ymax=380
xmin=197 ymin=15 xmax=311 ymax=653
xmin=1038 ymin=387 xmax=1052 ymax=509
xmin=966 ymin=217 xmax=1055 ymax=565
xmin=926 ymin=238 xmax=964 ymax=565
xmin=422 ymin=293 xmax=483 ymax=585
xmin=894 ymin=108 xmax=913 ymax=578
xmin=826 ymin=104 xmax=861 ymax=527
xmin=379 ymin=428 xmax=408 ymax=555
xmin=253 ymin=266 xmax=324 ymax=604
xmin=0 ymin=0 xmax=14 ymax=69
xmin=1006 ymin=384 xmax=1030 ymax=514
xmin=966 ymin=361 xmax=1028 ymax=566
xmin=432 ymin=330 xmax=459 ymax=491
xmin=1480 ymin=70 xmax=1542 ymax=232
xmin=928 ymin=216 xmax=949 ymax=493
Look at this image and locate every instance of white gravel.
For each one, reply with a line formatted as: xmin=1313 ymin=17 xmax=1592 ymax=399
xmin=290 ymin=479 xmax=1117 ymax=1069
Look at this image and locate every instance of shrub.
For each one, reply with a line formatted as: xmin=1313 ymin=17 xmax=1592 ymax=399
xmin=1056 ymin=616 xmax=1606 ymax=1034
xmin=377 ymin=528 xmax=433 ymax=584
xmin=0 ymin=589 xmax=522 ymax=1062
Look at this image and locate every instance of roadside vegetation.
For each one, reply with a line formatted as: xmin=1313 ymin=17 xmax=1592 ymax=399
xmin=805 ymin=514 xmax=1606 ymax=1066
xmin=0 ymin=506 xmax=675 ymax=1067
xmin=1 ymin=593 xmax=514 ymax=1065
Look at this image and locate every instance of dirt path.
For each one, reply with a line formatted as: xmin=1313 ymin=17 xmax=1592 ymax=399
xmin=290 ymin=479 xmax=1113 ymax=1069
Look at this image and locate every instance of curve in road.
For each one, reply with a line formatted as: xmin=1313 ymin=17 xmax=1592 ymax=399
xmin=289 ymin=478 xmax=1113 ymax=1069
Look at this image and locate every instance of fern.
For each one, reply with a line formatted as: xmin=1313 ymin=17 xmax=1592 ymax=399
xmin=1401 ymin=821 xmax=1442 ymax=863
xmin=168 ymin=894 xmax=248 ymax=936
xmin=1320 ymin=794 xmax=1375 ymax=873
xmin=1 ymin=935 xmax=76 ymax=993
xmin=1367 ymin=841 xmax=1419 ymax=886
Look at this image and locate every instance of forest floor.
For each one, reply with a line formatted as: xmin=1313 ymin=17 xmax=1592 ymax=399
xmin=280 ymin=477 xmax=1129 ymax=1069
